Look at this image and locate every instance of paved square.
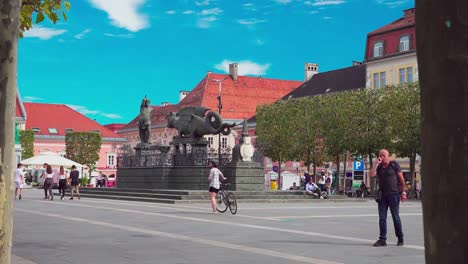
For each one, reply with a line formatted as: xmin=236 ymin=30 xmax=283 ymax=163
xmin=12 ymin=189 xmax=424 ymax=264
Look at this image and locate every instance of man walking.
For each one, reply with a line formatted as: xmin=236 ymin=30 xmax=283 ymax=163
xmin=69 ymin=165 xmax=80 ymax=200
xmin=14 ymin=163 xmax=24 ymax=200
xmin=370 ymin=149 xmax=406 ymax=247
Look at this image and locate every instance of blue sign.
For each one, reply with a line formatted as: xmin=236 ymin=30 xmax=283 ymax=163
xmin=273 ymin=166 xmax=279 ymax=172
xmin=353 ymin=161 xmax=364 ymax=171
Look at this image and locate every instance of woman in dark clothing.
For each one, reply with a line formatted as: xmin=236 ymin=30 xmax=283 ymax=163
xmin=42 ymin=164 xmax=54 ymax=200
xmin=58 ymin=166 xmax=68 ymax=200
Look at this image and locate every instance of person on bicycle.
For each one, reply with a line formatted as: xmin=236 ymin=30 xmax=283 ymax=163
xmin=208 ymin=161 xmax=227 ymax=214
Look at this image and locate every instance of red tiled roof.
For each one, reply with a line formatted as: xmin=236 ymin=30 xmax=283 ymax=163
xmin=368 ymin=8 xmax=415 ymax=36
xmin=121 ymin=73 xmax=302 ymax=130
xmin=24 ymin=102 xmax=123 ymax=139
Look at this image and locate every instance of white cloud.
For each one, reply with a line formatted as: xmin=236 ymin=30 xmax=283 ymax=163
xmin=237 ymin=19 xmax=267 ymax=25
xmin=197 ymin=16 xmax=218 ymax=28
xmin=74 ymin=29 xmax=91 ymax=39
xmin=306 ymin=0 xmax=346 ymax=6
xmin=200 ymin=8 xmax=223 ymax=16
xmin=274 ymin=0 xmax=292 ymax=4
xmin=309 ymin=10 xmax=319 ymax=14
xmin=101 ymin=113 xmax=122 ymax=119
xmin=376 ymin=0 xmax=409 ymax=8
xmin=23 ymin=96 xmax=43 ymax=102
xmin=23 ymin=26 xmax=67 ymax=40
xmin=104 ymin=33 xmax=134 ymax=38
xmin=215 ymin=60 xmax=270 ymax=76
xmin=183 ymin=10 xmax=195 ymax=14
xmin=243 ymin=3 xmax=257 ymax=11
xmin=88 ymin=0 xmax=149 ymax=32
xmin=68 ymin=104 xmax=99 ymax=115
xmin=255 ymin=39 xmax=265 ymax=46
xmin=166 ymin=10 xmax=176 ymax=15
xmin=323 ymin=16 xmax=333 ymax=20
xmin=195 ymin=0 xmax=212 ymax=6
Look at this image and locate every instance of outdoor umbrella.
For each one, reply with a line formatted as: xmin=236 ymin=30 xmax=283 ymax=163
xmin=21 ymin=152 xmax=83 ymax=168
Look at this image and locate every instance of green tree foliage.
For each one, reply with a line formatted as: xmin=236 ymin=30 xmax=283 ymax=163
xmin=20 ymin=0 xmax=70 ymax=37
xmin=19 ymin=129 xmax=34 ymax=159
xmin=383 ymin=83 xmax=421 ymax=185
xmin=65 ymin=132 xmax=102 ymax=174
xmin=256 ymin=101 xmax=296 ymax=179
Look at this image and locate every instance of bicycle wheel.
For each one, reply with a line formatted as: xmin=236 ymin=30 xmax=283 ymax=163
xmin=216 ymin=192 xmax=228 ymax=213
xmin=227 ymin=192 xmax=237 ymax=215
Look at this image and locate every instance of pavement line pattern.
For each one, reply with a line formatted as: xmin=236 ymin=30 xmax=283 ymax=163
xmin=15 ymin=208 xmax=342 ymax=264
xmin=267 ymin=213 xmax=423 ymax=220
xmin=78 ymin=198 xmax=279 ymax=221
xmin=11 ymin=254 xmax=38 ymax=264
xmin=30 ymin=200 xmax=425 ymax=251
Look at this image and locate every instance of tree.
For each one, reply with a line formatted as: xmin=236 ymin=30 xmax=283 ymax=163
xmin=256 ymin=101 xmax=296 ymax=186
xmin=384 ymin=83 xmax=421 ymax=186
xmin=65 ymin=132 xmax=102 ymax=175
xmin=19 ymin=129 xmax=34 ymax=159
xmin=1 ymin=1 xmax=68 ymax=262
xmin=416 ymin=1 xmax=467 ymax=263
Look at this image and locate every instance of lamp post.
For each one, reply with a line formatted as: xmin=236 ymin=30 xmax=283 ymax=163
xmin=210 ymin=78 xmax=228 ymax=165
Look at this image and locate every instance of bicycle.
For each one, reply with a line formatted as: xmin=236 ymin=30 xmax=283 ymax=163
xmin=216 ymin=182 xmax=237 ymax=215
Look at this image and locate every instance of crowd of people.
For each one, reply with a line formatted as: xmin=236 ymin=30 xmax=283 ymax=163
xmin=13 ymin=162 xmax=109 ymax=201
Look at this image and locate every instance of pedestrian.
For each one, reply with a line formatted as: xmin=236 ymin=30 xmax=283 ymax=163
xmin=318 ymin=170 xmax=326 ymax=191
xmin=208 ymin=161 xmax=226 ymax=214
xmin=97 ymin=171 xmax=104 ymax=188
xmin=57 ymin=166 xmax=68 ymax=200
xmin=14 ymin=163 xmax=24 ymax=200
xmin=370 ymin=149 xmax=406 ymax=247
xmin=303 ymin=172 xmax=311 ymax=190
xmin=305 ymin=178 xmax=321 ymax=198
xmin=41 ymin=164 xmax=54 ymax=200
xmin=69 ymin=165 xmax=80 ymax=200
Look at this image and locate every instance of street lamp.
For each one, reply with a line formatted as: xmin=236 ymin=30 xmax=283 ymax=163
xmin=210 ymin=77 xmax=228 ymax=165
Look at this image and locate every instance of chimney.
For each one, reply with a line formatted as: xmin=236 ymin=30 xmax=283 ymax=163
xmin=403 ymin=8 xmax=415 ymax=18
xmin=161 ymin=102 xmax=170 ymax=106
xmin=179 ymin=91 xmax=190 ymax=102
xmin=304 ymin=63 xmax=318 ymax=81
xmin=352 ymin=61 xmax=362 ymax=66
xmin=229 ymin=63 xmax=238 ymax=81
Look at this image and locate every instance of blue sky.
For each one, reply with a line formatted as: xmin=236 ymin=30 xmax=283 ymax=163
xmin=19 ymin=0 xmax=414 ymax=125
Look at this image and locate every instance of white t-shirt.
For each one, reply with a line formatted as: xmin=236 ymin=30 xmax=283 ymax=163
xmin=59 ymin=173 xmax=67 ymax=180
xmin=14 ymin=168 xmax=23 ymax=182
xmin=208 ymin=168 xmax=223 ymax=189
xmin=46 ymin=173 xmax=54 ymax=179
xmin=318 ymin=176 xmax=326 ymax=185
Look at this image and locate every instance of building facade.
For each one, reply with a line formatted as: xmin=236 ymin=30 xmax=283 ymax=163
xmin=23 ymin=102 xmax=127 ymax=177
xmin=365 ymin=8 xmax=417 ymax=89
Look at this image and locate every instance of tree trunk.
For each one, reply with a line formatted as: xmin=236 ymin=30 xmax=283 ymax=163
xmin=409 ymin=151 xmax=416 ymax=187
xmin=0 ymin=1 xmax=20 ymax=263
xmin=342 ymin=152 xmax=347 ymax=193
xmin=368 ymin=150 xmax=377 ymax=194
xmin=306 ymin=146 xmax=311 ymax=174
xmin=277 ymin=158 xmax=282 ymax=190
xmin=335 ymin=153 xmax=340 ymax=193
xmin=416 ymin=1 xmax=468 ymax=263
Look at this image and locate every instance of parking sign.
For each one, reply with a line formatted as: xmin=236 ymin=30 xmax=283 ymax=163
xmin=353 ymin=161 xmax=364 ymax=171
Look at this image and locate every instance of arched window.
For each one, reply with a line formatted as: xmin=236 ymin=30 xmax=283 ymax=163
xmin=373 ymin=41 xmax=384 ymax=57
xmin=399 ymin=35 xmax=410 ymax=52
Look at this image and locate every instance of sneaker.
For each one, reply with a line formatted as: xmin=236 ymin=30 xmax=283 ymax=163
xmin=69 ymin=197 xmax=73 ymax=200
xmin=61 ymin=196 xmax=64 ymax=200
xmin=19 ymin=194 xmax=21 ymax=200
xmin=397 ymin=239 xmax=404 ymax=246
xmin=373 ymin=239 xmax=387 ymax=247
xmin=50 ymin=196 xmax=53 ymax=201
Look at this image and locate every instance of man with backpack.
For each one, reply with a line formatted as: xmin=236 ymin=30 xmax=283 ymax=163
xmin=370 ymin=149 xmax=406 ymax=247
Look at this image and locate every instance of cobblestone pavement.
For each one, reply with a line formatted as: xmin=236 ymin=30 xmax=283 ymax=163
xmin=12 ymin=189 xmax=425 ymax=264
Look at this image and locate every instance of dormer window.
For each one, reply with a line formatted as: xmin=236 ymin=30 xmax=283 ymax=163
xmin=91 ymin=129 xmax=101 ymax=134
xmin=399 ymin=35 xmax=410 ymax=52
xmin=373 ymin=41 xmax=384 ymax=57
xmin=48 ymin=128 xmax=58 ymax=134
xmin=31 ymin=128 xmax=40 ymax=133
xmin=65 ymin=128 xmax=74 ymax=133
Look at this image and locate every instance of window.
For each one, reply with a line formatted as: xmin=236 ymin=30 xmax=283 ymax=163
xmin=373 ymin=41 xmax=383 ymax=57
xmin=91 ymin=129 xmax=100 ymax=134
xmin=406 ymin=67 xmax=413 ymax=83
xmin=32 ymin=127 xmax=40 ymax=133
xmin=207 ymin=137 xmax=214 ymax=147
xmin=373 ymin=72 xmax=386 ymax=89
xmin=380 ymin=72 xmax=386 ymax=87
xmin=65 ymin=128 xmax=74 ymax=133
xmin=221 ymin=137 xmax=227 ymax=149
xmin=48 ymin=128 xmax=58 ymax=134
xmin=399 ymin=68 xmax=406 ymax=84
xmin=399 ymin=35 xmax=410 ymax=52
xmin=399 ymin=67 xmax=413 ymax=84
xmin=107 ymin=154 xmax=115 ymax=166
xmin=373 ymin=73 xmax=379 ymax=89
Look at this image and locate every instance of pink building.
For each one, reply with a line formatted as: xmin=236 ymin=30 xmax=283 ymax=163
xmin=23 ymin=102 xmax=128 ymax=177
